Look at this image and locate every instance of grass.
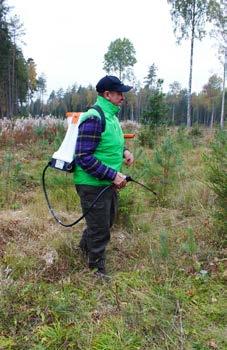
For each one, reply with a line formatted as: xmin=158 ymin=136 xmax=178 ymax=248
xmin=0 ymin=120 xmax=226 ymax=349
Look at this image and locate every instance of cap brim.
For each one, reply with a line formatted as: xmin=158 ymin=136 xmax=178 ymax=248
xmin=116 ymin=85 xmax=133 ymax=92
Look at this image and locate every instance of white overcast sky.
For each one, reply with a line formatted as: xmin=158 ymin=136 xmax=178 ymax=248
xmin=8 ymin=0 xmax=221 ymax=96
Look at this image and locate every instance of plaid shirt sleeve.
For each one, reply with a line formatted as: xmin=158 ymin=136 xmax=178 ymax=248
xmin=75 ymin=116 xmax=117 ymax=181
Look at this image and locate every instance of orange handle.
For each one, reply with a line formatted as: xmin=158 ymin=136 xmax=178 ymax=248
xmin=124 ymin=133 xmax=135 ymax=139
xmin=66 ymin=112 xmax=82 ymax=124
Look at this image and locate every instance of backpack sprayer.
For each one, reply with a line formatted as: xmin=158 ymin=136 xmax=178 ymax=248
xmin=42 ymin=106 xmax=157 ymax=227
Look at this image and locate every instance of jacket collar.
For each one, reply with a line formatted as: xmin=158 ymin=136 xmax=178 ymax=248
xmin=96 ymin=95 xmax=120 ymax=116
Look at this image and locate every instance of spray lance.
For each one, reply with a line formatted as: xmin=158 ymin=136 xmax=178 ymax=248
xmin=42 ymin=107 xmax=157 ymax=228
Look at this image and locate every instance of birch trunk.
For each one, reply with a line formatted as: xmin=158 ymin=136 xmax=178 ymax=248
xmin=220 ymin=0 xmax=227 ymax=129
xmin=220 ymin=52 xmax=226 ymax=129
xmin=187 ymin=0 xmax=196 ymax=128
xmin=172 ymin=105 xmax=175 ymax=124
xmin=210 ymin=103 xmax=214 ymax=129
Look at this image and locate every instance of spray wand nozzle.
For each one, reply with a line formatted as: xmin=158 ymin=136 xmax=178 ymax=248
xmin=125 ymin=175 xmax=157 ymax=196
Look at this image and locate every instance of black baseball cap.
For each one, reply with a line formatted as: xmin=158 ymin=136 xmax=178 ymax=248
xmin=96 ymin=75 xmax=132 ymax=93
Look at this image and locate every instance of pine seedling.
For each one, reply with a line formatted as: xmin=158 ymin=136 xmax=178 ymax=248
xmin=181 ymin=227 xmax=197 ymax=255
xmin=204 ymin=130 xmax=227 ymax=236
xmin=159 ymin=230 xmax=170 ymax=259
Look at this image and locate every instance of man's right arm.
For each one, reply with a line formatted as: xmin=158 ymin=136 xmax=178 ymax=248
xmin=75 ymin=116 xmax=117 ymax=181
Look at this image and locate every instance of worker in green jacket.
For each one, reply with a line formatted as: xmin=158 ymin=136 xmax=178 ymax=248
xmin=74 ymin=75 xmax=134 ymax=277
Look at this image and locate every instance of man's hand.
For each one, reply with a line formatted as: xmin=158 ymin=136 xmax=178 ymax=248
xmin=124 ymin=150 xmax=134 ymax=166
xmin=113 ymin=172 xmax=127 ymax=189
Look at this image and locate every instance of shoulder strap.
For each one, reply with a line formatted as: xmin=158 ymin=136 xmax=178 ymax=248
xmin=91 ymin=105 xmax=106 ymax=132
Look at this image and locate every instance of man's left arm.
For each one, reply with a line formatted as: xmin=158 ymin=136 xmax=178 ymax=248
xmin=123 ymin=149 xmax=134 ymax=166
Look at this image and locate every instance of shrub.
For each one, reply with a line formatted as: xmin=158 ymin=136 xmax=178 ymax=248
xmin=175 ymin=125 xmax=192 ymax=150
xmin=152 ymin=136 xmax=182 ymax=201
xmin=138 ymin=124 xmax=167 ymax=149
xmin=189 ymin=124 xmax=203 ymax=147
xmin=181 ymin=227 xmax=198 ymax=255
xmin=0 ymin=153 xmax=32 ymax=208
xmin=142 ymin=90 xmax=168 ymax=126
xmin=204 ymin=130 xmax=227 ymax=236
xmin=117 ymin=186 xmax=136 ymax=230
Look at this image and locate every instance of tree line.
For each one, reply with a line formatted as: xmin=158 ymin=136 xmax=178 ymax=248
xmin=0 ymin=0 xmax=45 ymax=118
xmin=29 ymin=67 xmax=222 ymax=127
xmin=0 ymin=0 xmax=226 ymax=128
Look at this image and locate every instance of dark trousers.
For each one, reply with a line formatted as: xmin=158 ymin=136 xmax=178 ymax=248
xmin=76 ymin=185 xmax=118 ymax=269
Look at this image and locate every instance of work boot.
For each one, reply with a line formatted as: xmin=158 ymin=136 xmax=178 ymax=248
xmin=94 ymin=269 xmax=111 ymax=280
xmin=93 ymin=265 xmax=111 ymax=280
xmin=89 ymin=258 xmax=110 ymax=279
xmin=79 ymin=238 xmax=88 ymax=258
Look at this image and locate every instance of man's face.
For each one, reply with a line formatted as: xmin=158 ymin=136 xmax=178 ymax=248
xmin=105 ymin=91 xmax=125 ymax=106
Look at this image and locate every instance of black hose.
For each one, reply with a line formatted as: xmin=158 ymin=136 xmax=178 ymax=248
xmin=42 ymin=163 xmax=112 ymax=227
xmin=42 ymin=164 xmax=157 ymax=228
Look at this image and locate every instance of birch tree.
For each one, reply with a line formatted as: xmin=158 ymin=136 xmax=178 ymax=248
xmin=168 ymin=81 xmax=182 ymax=123
xmin=103 ymin=38 xmax=136 ymax=81
xmin=27 ymin=58 xmax=37 ymax=109
xmin=36 ymin=74 xmax=47 ymax=116
xmin=167 ymin=0 xmax=221 ymax=127
xmin=219 ymin=0 xmax=227 ymax=128
xmin=203 ymin=74 xmax=222 ymax=128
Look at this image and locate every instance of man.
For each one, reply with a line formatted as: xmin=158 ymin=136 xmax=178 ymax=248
xmin=74 ymin=75 xmax=134 ymax=277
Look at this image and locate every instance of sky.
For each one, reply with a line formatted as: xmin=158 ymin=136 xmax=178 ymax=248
xmin=7 ymin=0 xmax=221 ymax=97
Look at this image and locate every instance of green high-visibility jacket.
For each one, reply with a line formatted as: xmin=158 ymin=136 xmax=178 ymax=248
xmin=73 ymin=95 xmax=125 ymax=186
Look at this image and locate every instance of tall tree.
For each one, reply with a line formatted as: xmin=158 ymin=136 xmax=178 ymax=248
xmin=36 ymin=73 xmax=46 ymax=115
xmin=168 ymin=81 xmax=182 ymax=123
xmin=8 ymin=15 xmax=25 ymax=115
xmin=167 ymin=0 xmax=221 ymax=127
xmin=16 ymin=50 xmax=28 ymax=108
xmin=144 ymin=63 xmax=157 ymax=90
xmin=142 ymin=79 xmax=168 ymax=125
xmin=0 ymin=1 xmax=29 ymax=117
xmin=103 ymin=38 xmax=137 ymax=80
xmin=27 ymin=58 xmax=37 ymax=109
xmin=203 ymin=74 xmax=222 ymax=127
xmin=217 ymin=0 xmax=227 ymax=128
xmin=0 ymin=0 xmax=11 ymax=117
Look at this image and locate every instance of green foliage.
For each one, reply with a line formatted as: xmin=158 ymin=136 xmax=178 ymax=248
xmin=189 ymin=123 xmax=203 ymax=137
xmin=167 ymin=0 xmax=221 ymax=42
xmin=167 ymin=0 xmax=221 ymax=126
xmin=92 ymin=318 xmax=142 ymax=350
xmin=175 ymin=125 xmax=193 ymax=149
xmin=103 ymin=38 xmax=137 ymax=80
xmin=44 ymin=169 xmax=79 ymax=213
xmin=0 ymin=1 xmax=29 ymax=117
xmin=117 ymin=185 xmax=136 ymax=230
xmin=154 ymin=135 xmax=181 ymax=177
xmin=34 ymin=124 xmax=47 ymax=138
xmin=204 ymin=130 xmax=227 ymax=235
xmin=159 ymin=230 xmax=170 ymax=258
xmin=131 ymin=135 xmax=182 ymax=205
xmin=35 ymin=322 xmax=83 ymax=349
xmin=52 ymin=126 xmax=66 ymax=150
xmin=0 ymin=152 xmax=32 ymax=208
xmin=181 ymin=227 xmax=198 ymax=255
xmin=142 ymin=89 xmax=168 ymax=126
xmin=144 ymin=63 xmax=157 ymax=89
xmin=0 ymin=336 xmax=15 ymax=349
xmin=0 ymin=124 xmax=226 ymax=349
xmin=188 ymin=124 xmax=204 ymax=147
xmin=154 ymin=136 xmax=181 ymax=171
xmin=3 ymin=253 xmax=38 ymax=279
xmin=137 ymin=124 xmax=167 ymax=149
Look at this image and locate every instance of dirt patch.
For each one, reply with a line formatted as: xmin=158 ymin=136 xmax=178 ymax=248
xmin=0 ymin=209 xmax=47 ymax=257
